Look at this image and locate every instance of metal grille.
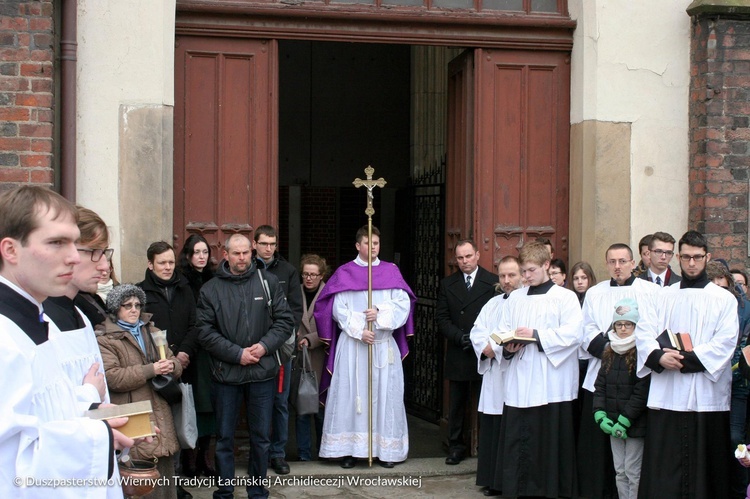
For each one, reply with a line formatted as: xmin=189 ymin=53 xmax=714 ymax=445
xmin=399 ymin=160 xmax=445 ymax=422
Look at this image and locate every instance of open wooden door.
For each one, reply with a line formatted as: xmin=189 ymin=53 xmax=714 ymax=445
xmin=444 ymin=47 xmax=571 ymax=455
xmin=174 ymin=37 xmax=278 ymax=256
xmin=474 ymin=48 xmax=571 ymax=265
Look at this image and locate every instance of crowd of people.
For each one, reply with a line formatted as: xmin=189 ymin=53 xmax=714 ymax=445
xmin=2 ymin=184 xmax=750 ymax=499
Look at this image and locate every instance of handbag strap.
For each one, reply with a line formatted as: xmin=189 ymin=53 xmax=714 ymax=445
xmin=301 ymin=344 xmax=312 ymax=372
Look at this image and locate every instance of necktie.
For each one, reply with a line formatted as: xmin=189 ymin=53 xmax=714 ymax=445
xmin=655 ymin=276 xmax=662 ymax=286
xmin=466 ymin=275 xmax=472 ymax=290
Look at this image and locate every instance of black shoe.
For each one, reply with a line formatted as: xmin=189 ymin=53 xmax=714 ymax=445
xmin=270 ymin=457 xmax=290 ymax=475
xmin=340 ymin=456 xmax=357 ymax=469
xmin=378 ymin=460 xmax=396 ymax=468
xmin=483 ymin=489 xmax=501 ymax=496
xmin=445 ymin=451 xmax=464 ymax=465
xmin=176 ymin=485 xmax=193 ymax=499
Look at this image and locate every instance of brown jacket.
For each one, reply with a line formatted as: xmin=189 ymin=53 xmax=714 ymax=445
xmin=95 ymin=313 xmax=182 ymax=460
xmin=298 ymin=282 xmax=326 ymax=385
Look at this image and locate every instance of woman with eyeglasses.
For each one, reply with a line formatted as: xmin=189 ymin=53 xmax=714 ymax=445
xmin=96 ymin=284 xmax=183 ymax=499
xmin=177 ymin=234 xmax=217 ymax=479
xmin=549 ymin=258 xmax=568 ymax=287
xmin=295 ymin=253 xmax=328 ymax=461
xmin=592 ymin=298 xmax=650 ymax=499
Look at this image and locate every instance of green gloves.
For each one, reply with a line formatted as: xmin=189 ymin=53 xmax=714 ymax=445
xmin=611 ymin=414 xmax=631 ymax=440
xmin=594 ymin=410 xmax=614 ymax=435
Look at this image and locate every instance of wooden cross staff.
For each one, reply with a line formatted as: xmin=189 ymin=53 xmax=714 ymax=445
xmin=352 ymin=165 xmax=386 ymax=467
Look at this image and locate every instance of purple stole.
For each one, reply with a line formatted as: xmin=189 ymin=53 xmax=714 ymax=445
xmin=313 ymin=260 xmax=416 ymax=402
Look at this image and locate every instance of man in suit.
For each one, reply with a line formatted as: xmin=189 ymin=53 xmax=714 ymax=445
xmin=436 ymin=239 xmax=498 ymax=465
xmin=638 ymin=231 xmax=682 ymax=287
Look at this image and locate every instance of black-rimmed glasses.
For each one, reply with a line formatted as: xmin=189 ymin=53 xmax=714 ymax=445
xmin=78 ymin=248 xmax=114 ymax=262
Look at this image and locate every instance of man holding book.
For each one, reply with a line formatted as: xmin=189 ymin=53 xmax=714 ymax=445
xmin=469 ymin=255 xmax=522 ymax=496
xmin=635 ymin=230 xmax=738 ymax=498
xmin=489 ymin=242 xmax=583 ymax=497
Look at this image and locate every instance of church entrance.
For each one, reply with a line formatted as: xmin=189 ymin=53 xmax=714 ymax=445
xmin=173 ymin=6 xmax=573 ymax=456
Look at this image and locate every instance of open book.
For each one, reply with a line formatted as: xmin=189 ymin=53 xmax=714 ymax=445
xmin=490 ymin=330 xmax=537 ymax=346
xmin=656 ymin=329 xmax=694 ymax=352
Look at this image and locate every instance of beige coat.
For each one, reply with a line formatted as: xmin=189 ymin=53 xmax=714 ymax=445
xmin=298 ymin=282 xmax=326 ymax=385
xmin=95 ymin=314 xmax=182 ymax=460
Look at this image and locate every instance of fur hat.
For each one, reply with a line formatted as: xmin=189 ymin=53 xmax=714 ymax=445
xmin=106 ymin=284 xmax=147 ymax=315
xmin=612 ymin=297 xmax=639 ymax=325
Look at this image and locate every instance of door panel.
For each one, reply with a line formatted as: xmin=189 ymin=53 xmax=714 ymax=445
xmin=174 ymin=36 xmax=278 ymax=254
xmin=445 ymin=50 xmax=474 ymax=274
xmin=475 ymin=48 xmax=570 ymax=266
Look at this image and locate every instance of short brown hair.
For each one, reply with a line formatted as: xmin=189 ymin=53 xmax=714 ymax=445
xmin=147 ymin=241 xmax=174 ymax=262
xmin=254 ymin=225 xmax=277 ymax=242
xmin=649 ymin=231 xmax=676 ymax=249
xmin=519 ymin=241 xmax=551 ymax=266
xmin=300 ymin=253 xmax=328 ymax=278
xmin=76 ymin=206 xmax=109 ymax=247
xmin=0 ymin=186 xmax=77 ymax=270
xmin=356 ymin=225 xmax=380 ymax=243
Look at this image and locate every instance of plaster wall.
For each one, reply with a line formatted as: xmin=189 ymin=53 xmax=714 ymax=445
xmin=76 ymin=0 xmax=176 ymax=281
xmin=569 ymin=0 xmax=691 ymax=274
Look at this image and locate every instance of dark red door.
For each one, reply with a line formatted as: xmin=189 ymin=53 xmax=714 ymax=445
xmin=474 ymin=48 xmax=571 ymax=266
xmin=174 ymin=36 xmax=278 ymax=255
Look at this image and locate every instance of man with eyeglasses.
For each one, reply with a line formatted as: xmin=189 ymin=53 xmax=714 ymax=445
xmin=44 ymin=206 xmax=115 ymax=407
xmin=638 ymin=231 xmax=682 ymax=287
xmin=0 ymin=187 xmax=133 ymax=496
xmin=576 ymin=243 xmax=660 ymax=498
xmin=636 ymin=230 xmax=738 ymax=498
xmin=251 ymin=225 xmax=302 ymax=476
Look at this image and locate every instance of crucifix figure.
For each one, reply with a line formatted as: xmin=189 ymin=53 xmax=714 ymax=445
xmin=352 ymin=165 xmax=386 ymax=466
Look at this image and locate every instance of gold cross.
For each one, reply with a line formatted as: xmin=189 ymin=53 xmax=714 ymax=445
xmin=353 ymin=166 xmax=387 ymax=216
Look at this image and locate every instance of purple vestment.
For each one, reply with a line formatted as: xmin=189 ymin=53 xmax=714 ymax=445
xmin=313 ymin=260 xmax=416 ymax=402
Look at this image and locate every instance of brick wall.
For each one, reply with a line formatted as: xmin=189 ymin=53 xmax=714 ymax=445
xmin=0 ymin=0 xmax=55 ymax=192
xmin=690 ymin=16 xmax=750 ymax=265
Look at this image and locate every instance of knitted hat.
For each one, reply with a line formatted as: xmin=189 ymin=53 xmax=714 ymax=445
xmin=612 ymin=297 xmax=639 ymax=325
xmin=106 ymin=283 xmax=147 ymax=315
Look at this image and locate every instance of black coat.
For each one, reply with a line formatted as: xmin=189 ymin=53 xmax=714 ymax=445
xmin=138 ymin=269 xmax=199 ymax=360
xmin=196 ymin=259 xmax=295 ymax=384
xmin=254 ymin=252 xmax=303 ymax=330
xmin=592 ymin=348 xmax=650 ymax=438
xmin=436 ymin=266 xmax=498 ymax=381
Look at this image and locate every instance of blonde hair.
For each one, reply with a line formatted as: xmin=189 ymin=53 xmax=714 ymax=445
xmin=519 ymin=241 xmax=551 ymax=266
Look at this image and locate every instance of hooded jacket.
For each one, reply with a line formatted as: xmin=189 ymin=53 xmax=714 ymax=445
xmin=196 ymin=259 xmax=295 ymax=384
xmin=95 ymin=313 xmax=182 ymax=459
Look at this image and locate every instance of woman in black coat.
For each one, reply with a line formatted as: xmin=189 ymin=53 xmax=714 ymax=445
xmin=176 ymin=234 xmax=216 ymax=478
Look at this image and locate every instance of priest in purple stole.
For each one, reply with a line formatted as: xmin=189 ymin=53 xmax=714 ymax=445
xmin=314 ymin=226 xmax=416 ymax=468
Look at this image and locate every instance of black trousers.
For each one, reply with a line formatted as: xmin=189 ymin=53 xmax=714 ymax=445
xmin=447 ymin=379 xmax=479 ymax=454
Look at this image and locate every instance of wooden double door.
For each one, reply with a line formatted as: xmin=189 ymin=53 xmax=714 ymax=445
xmin=174 ymin=37 xmax=570 ymax=267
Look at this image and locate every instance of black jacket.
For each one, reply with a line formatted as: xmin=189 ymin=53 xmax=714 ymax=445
xmin=138 ymin=269 xmax=199 ymax=359
xmin=196 ymin=259 xmax=295 ymax=384
xmin=254 ymin=252 xmax=303 ymax=329
xmin=593 ymin=348 xmax=650 ymax=438
xmin=436 ymin=266 xmax=498 ymax=381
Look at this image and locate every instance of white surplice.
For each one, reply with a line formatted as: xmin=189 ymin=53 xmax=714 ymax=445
xmin=47 ymin=310 xmax=111 ymax=409
xmin=0 ymin=281 xmax=116 ymax=498
xmin=319 ymin=257 xmax=411 ymax=462
xmin=470 ymin=294 xmax=510 ymax=415
xmin=636 ymin=281 xmax=738 ymax=411
xmin=580 ymin=278 xmax=660 ymax=392
xmin=496 ymin=284 xmax=583 ymax=407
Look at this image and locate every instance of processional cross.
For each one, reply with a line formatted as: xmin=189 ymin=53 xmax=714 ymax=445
xmin=352 ymin=165 xmax=386 ymax=467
